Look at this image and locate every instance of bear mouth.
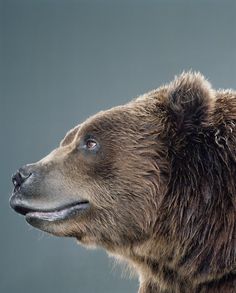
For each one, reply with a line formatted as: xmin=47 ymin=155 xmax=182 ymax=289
xmin=10 ymin=196 xmax=90 ymax=222
xmin=26 ymin=201 xmax=90 ymax=222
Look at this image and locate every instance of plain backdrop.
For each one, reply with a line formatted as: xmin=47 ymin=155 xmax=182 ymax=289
xmin=1 ymin=0 xmax=236 ymax=292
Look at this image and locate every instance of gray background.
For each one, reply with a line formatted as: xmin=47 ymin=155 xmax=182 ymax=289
xmin=1 ymin=0 xmax=236 ymax=292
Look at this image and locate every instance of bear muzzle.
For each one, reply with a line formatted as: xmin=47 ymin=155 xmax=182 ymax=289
xmin=10 ymin=164 xmax=90 ymax=224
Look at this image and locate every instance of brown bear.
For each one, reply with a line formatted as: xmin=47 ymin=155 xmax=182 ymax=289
xmin=10 ymin=72 xmax=236 ymax=293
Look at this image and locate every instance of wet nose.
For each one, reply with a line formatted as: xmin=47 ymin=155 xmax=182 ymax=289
xmin=12 ymin=167 xmax=32 ymax=190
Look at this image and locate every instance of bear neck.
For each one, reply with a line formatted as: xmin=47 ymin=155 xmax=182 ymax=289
xmin=130 ymin=120 xmax=236 ymax=292
xmin=121 ymin=236 xmax=236 ymax=293
xmin=137 ymin=272 xmax=236 ymax=293
xmin=112 ymin=173 xmax=236 ymax=292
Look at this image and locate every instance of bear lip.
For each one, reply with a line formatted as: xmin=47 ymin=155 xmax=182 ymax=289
xmin=10 ymin=194 xmax=90 ymax=220
xmin=25 ymin=201 xmax=90 ymax=222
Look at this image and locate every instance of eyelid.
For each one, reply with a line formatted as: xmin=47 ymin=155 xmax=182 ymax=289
xmin=86 ymin=138 xmax=97 ymax=143
xmin=84 ymin=134 xmax=96 ymax=141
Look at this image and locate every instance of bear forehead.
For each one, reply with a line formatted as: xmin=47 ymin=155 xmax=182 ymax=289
xmin=61 ymin=103 xmax=150 ymax=148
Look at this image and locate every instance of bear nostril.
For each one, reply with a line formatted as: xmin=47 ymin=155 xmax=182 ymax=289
xmin=12 ymin=169 xmax=32 ymax=190
xmin=12 ymin=178 xmax=18 ymax=187
xmin=12 ymin=172 xmax=24 ymax=189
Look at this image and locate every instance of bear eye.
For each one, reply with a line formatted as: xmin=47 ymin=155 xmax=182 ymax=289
xmin=85 ymin=138 xmax=98 ymax=150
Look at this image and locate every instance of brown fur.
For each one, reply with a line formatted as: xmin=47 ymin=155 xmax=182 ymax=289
xmin=11 ymin=72 xmax=236 ymax=292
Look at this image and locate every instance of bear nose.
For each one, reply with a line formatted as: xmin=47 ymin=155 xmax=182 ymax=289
xmin=12 ymin=167 xmax=32 ymax=190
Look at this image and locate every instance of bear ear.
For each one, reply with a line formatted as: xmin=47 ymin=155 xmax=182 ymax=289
xmin=165 ymin=71 xmax=215 ymax=132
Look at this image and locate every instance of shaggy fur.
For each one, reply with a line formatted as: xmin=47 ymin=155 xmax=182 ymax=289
xmin=10 ymin=72 xmax=236 ymax=292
